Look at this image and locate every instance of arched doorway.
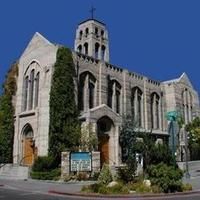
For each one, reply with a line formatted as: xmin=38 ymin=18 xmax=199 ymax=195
xmin=21 ymin=124 xmax=35 ymax=166
xmin=97 ymin=116 xmax=114 ymax=167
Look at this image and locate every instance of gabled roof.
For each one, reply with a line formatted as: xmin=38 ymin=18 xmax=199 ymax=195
xmin=162 ymin=72 xmax=194 ymax=89
xmin=20 ymin=32 xmax=55 ymax=59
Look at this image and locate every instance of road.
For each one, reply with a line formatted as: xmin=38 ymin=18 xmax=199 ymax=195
xmin=1 ymin=179 xmax=200 ymax=200
xmin=1 ymin=186 xmax=200 ymax=200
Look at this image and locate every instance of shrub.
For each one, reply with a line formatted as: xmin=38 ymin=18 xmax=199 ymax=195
xmin=127 ymin=181 xmax=151 ymax=193
xmin=32 ymin=156 xmax=56 ymax=172
xmin=77 ymin=172 xmax=89 ymax=181
xmin=82 ymin=182 xmax=129 ymax=194
xmin=182 ymin=183 xmax=192 ymax=191
xmin=30 ymin=168 xmax=61 ymax=180
xmin=117 ymin=163 xmax=136 ymax=183
xmin=147 ymin=163 xmax=183 ymax=193
xmin=98 ymin=164 xmax=113 ymax=185
xmin=91 ymin=171 xmax=100 ymax=180
xmin=108 ymin=182 xmax=129 ymax=194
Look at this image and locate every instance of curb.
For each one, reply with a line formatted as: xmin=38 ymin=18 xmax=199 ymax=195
xmin=48 ymin=189 xmax=200 ymax=199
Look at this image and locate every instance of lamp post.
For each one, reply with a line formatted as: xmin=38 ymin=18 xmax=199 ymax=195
xmin=184 ymin=128 xmax=190 ymax=179
xmin=166 ymin=111 xmax=178 ymax=167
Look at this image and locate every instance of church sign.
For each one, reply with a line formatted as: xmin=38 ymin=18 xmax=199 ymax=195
xmin=70 ymin=152 xmax=92 ymax=172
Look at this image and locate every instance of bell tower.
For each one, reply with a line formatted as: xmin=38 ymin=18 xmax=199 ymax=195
xmin=74 ymin=10 xmax=110 ymax=62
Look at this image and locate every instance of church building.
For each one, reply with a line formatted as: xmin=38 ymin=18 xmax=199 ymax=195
xmin=13 ymin=17 xmax=200 ymax=167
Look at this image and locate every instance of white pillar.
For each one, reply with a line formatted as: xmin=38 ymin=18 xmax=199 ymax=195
xmin=98 ymin=63 xmax=102 ymax=105
xmin=84 ymin=74 xmax=89 ymax=111
xmin=112 ymin=82 xmax=116 ymax=112
xmin=144 ymin=78 xmax=148 ymax=129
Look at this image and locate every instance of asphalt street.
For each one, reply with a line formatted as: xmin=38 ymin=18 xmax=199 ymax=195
xmin=1 ymin=186 xmax=200 ymax=200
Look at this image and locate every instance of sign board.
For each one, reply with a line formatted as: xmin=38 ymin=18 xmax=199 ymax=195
xmin=70 ymin=152 xmax=92 ymax=172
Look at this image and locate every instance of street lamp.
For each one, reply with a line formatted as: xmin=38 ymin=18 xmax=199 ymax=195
xmin=184 ymin=128 xmax=190 ymax=179
xmin=166 ymin=111 xmax=178 ymax=167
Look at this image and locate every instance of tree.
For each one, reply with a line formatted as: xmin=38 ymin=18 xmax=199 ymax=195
xmin=0 ymin=62 xmax=18 ymax=163
xmin=186 ymin=117 xmax=200 ymax=160
xmin=119 ymin=115 xmax=138 ymax=182
xmin=80 ymin=124 xmax=98 ymax=152
xmin=49 ymin=47 xmax=81 ymax=165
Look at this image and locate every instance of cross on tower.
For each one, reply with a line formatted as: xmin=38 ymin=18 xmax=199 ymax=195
xmin=89 ymin=6 xmax=96 ymax=19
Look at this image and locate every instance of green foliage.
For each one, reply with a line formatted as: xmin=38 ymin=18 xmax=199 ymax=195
xmin=119 ymin=115 xmax=138 ymax=181
xmin=181 ymin=183 xmax=192 ymax=191
xmin=117 ymin=163 xmax=137 ymax=183
xmin=76 ymin=172 xmax=89 ymax=181
xmin=32 ymin=156 xmax=57 ymax=172
xmin=30 ymin=168 xmax=61 ymax=180
xmin=0 ymin=62 xmax=18 ymax=163
xmin=186 ymin=117 xmax=200 ymax=160
xmin=147 ymin=163 xmax=183 ymax=193
xmin=127 ymin=181 xmax=151 ymax=193
xmin=49 ymin=47 xmax=81 ymax=165
xmin=81 ymin=182 xmax=129 ymax=194
xmin=98 ymin=164 xmax=113 ymax=185
xmin=80 ymin=124 xmax=98 ymax=151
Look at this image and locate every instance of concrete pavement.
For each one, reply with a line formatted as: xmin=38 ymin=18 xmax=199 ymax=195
xmin=1 ymin=178 xmax=200 ymax=199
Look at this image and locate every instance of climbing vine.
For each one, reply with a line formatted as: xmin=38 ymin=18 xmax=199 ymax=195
xmin=0 ymin=62 xmax=18 ymax=163
xmin=49 ymin=47 xmax=81 ymax=165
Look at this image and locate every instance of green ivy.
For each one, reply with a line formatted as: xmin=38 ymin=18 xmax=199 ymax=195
xmin=49 ymin=47 xmax=81 ymax=166
xmin=0 ymin=62 xmax=18 ymax=163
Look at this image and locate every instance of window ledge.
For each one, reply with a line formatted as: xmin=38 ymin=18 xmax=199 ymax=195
xmin=19 ymin=110 xmax=35 ymax=118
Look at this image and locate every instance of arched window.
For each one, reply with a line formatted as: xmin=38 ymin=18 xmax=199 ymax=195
xmin=101 ymin=45 xmax=106 ymax=61
xmin=182 ymin=89 xmax=193 ymax=123
xmin=34 ymin=72 xmax=40 ymax=108
xmin=107 ymin=75 xmax=112 ymax=108
xmin=77 ymin=45 xmax=82 ymax=53
xmin=115 ymin=81 xmax=121 ymax=114
xmin=106 ymin=78 xmax=121 ymax=114
xmin=85 ymin=28 xmax=89 ymax=37
xmin=23 ymin=76 xmax=29 ymax=111
xmin=29 ymin=69 xmax=35 ymax=110
xmin=101 ymin=30 xmax=104 ymax=37
xmin=89 ymin=81 xmax=95 ymax=108
xmin=95 ymin=43 xmax=100 ymax=59
xmin=78 ymin=72 xmax=96 ymax=111
xmin=95 ymin=27 xmax=98 ymax=37
xmin=131 ymin=87 xmax=143 ymax=127
xmin=116 ymin=90 xmax=120 ymax=114
xmin=84 ymin=43 xmax=88 ymax=55
xmin=79 ymin=30 xmax=83 ymax=40
xmin=150 ymin=92 xmax=160 ymax=129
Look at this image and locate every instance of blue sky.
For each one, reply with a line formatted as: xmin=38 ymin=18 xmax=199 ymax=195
xmin=1 ymin=0 xmax=200 ymax=93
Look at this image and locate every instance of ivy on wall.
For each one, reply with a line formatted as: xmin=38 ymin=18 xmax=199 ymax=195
xmin=49 ymin=47 xmax=81 ymax=165
xmin=0 ymin=62 xmax=18 ymax=163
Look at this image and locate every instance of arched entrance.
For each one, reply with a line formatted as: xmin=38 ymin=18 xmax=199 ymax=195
xmin=97 ymin=116 xmax=114 ymax=167
xmin=21 ymin=124 xmax=35 ymax=166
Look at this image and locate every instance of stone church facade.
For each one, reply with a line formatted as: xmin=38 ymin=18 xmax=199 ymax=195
xmin=13 ymin=18 xmax=200 ymax=166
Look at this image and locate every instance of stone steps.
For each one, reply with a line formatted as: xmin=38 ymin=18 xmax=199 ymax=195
xmin=0 ymin=164 xmax=29 ymax=180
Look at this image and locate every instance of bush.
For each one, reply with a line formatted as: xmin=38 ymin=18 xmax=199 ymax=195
xmin=32 ymin=156 xmax=56 ymax=172
xmin=127 ymin=181 xmax=151 ymax=193
xmin=91 ymin=171 xmax=100 ymax=180
xmin=182 ymin=183 xmax=192 ymax=191
xmin=81 ymin=182 xmax=129 ymax=194
xmin=117 ymin=163 xmax=136 ymax=183
xmin=98 ymin=164 xmax=113 ymax=185
xmin=147 ymin=163 xmax=183 ymax=193
xmin=77 ymin=172 xmax=89 ymax=181
xmin=30 ymin=168 xmax=61 ymax=180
